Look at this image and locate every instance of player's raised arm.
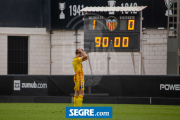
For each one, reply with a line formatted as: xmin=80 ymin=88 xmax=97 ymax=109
xmin=78 ymin=48 xmax=88 ymax=61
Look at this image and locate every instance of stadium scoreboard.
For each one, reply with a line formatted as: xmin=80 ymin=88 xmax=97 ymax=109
xmin=84 ymin=13 xmax=141 ymax=52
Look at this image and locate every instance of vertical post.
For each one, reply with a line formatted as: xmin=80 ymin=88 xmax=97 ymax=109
xmin=50 ymin=30 xmax=52 ymax=75
xmin=131 ymin=52 xmax=136 ymax=75
xmin=107 ymin=52 xmax=110 ymax=75
xmin=139 ymin=11 xmax=143 ymax=75
xmin=139 ymin=54 xmax=141 ymax=75
xmin=177 ymin=0 xmax=180 ymax=74
xmin=75 ymin=30 xmax=78 ymax=49
xmin=167 ymin=0 xmax=170 ymax=38
xmin=87 ymin=52 xmax=93 ymax=75
xmin=167 ymin=0 xmax=179 ymax=74
xmin=166 ymin=0 xmax=169 ymax=75
xmin=166 ymin=0 xmax=170 ymax=74
xmin=87 ymin=52 xmax=92 ymax=94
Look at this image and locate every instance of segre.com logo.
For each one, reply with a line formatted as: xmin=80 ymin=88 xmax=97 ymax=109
xmin=66 ymin=107 xmax=112 ymax=118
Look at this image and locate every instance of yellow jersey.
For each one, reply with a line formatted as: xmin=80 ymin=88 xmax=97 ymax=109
xmin=72 ymin=57 xmax=84 ymax=82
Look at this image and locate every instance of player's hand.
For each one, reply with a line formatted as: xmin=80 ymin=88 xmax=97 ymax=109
xmin=83 ymin=57 xmax=88 ymax=61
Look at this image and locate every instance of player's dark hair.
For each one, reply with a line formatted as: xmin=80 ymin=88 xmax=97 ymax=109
xmin=75 ymin=49 xmax=84 ymax=55
xmin=76 ymin=49 xmax=79 ymax=55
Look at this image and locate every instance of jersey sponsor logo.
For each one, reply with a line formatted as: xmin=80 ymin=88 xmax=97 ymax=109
xmin=66 ymin=107 xmax=112 ymax=118
xmin=106 ymin=16 xmax=117 ymax=31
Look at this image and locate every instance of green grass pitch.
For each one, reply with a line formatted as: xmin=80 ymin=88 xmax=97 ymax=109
xmin=0 ymin=103 xmax=180 ymax=120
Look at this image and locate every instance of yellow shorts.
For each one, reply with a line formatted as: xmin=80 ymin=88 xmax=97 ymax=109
xmin=74 ymin=81 xmax=85 ymax=90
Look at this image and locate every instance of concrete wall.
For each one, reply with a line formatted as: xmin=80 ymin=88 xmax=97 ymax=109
xmin=51 ymin=30 xmax=76 ymax=75
xmin=0 ymin=28 xmax=168 ymax=75
xmin=0 ymin=34 xmax=7 ymax=75
xmin=0 ymin=27 xmax=50 ymax=75
xmin=50 ymin=29 xmax=167 ymax=75
xmin=142 ymin=29 xmax=167 ymax=75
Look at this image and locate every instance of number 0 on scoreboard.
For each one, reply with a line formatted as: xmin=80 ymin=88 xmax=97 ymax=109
xmin=128 ymin=20 xmax=135 ymax=30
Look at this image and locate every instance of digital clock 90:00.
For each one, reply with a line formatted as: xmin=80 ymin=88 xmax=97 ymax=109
xmin=84 ymin=33 xmax=140 ymax=52
xmin=95 ymin=37 xmax=129 ymax=48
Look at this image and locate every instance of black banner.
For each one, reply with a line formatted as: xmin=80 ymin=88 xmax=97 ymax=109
xmin=91 ymin=75 xmax=180 ymax=98
xmin=47 ymin=75 xmax=74 ymax=96
xmin=0 ymin=75 xmax=180 ymax=98
xmin=13 ymin=76 xmax=48 ymax=96
xmin=51 ymin=0 xmax=167 ymax=29
xmin=0 ymin=76 xmax=13 ymax=95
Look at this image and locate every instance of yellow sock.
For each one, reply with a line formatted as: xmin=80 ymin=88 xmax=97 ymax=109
xmin=77 ymin=95 xmax=83 ymax=107
xmin=73 ymin=95 xmax=78 ymax=107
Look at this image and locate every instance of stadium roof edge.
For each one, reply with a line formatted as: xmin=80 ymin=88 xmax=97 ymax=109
xmin=80 ymin=6 xmax=147 ymax=12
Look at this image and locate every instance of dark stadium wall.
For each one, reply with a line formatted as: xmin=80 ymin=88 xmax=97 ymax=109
xmin=0 ymin=0 xmax=168 ymax=30
xmin=0 ymin=0 xmax=51 ymax=31
xmin=51 ymin=0 xmax=167 ymax=29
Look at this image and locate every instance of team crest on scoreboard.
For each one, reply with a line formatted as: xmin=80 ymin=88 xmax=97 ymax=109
xmin=106 ymin=16 xmax=118 ymax=31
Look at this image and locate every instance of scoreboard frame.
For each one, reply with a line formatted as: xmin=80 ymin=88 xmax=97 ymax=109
xmin=80 ymin=5 xmax=146 ymax=75
xmin=83 ymin=12 xmax=142 ymax=52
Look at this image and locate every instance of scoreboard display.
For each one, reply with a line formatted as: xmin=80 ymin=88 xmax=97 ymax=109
xmin=84 ymin=13 xmax=140 ymax=52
